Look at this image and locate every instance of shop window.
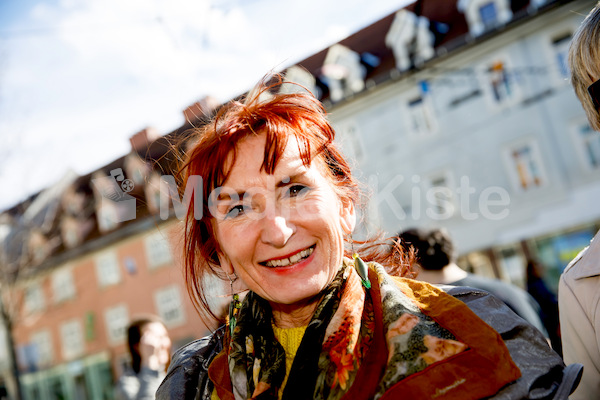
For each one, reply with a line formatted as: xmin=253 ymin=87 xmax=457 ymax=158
xmin=52 ymin=268 xmax=75 ymax=303
xmin=145 ymin=231 xmax=172 ymax=269
xmin=60 ymin=319 xmax=85 ymax=360
xmin=154 ymin=285 xmax=185 ymax=327
xmin=95 ymin=251 xmax=121 ymax=287
xmin=496 ymin=245 xmax=526 ymax=288
xmin=105 ymin=304 xmax=129 ymax=344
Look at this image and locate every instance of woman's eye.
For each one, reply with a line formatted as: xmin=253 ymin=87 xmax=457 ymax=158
xmin=226 ymin=204 xmax=248 ymax=218
xmin=288 ymin=184 xmax=308 ymax=198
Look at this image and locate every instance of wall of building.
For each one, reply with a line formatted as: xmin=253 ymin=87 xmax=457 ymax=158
xmin=328 ymin=0 xmax=600 ymax=288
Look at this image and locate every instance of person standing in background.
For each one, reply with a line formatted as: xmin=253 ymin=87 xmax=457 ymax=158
xmin=560 ymin=3 xmax=600 ymax=398
xmin=526 ymin=260 xmax=561 ymax=357
xmin=397 ymin=227 xmax=551 ymax=340
xmin=115 ymin=316 xmax=172 ymax=400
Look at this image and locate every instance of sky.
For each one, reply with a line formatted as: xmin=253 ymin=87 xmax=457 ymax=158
xmin=0 ymin=0 xmax=414 ymax=212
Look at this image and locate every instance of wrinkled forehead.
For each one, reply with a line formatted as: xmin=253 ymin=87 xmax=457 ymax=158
xmin=218 ymin=129 xmax=329 ymax=187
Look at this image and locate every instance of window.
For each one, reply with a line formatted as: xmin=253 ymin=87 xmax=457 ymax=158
xmin=154 ymin=285 xmax=185 ymax=327
xmin=425 ymin=172 xmax=455 ymax=219
xmin=489 ymin=61 xmax=512 ymax=104
xmin=504 ymin=140 xmax=546 ymax=191
xmin=60 ymin=319 xmax=84 ymax=360
xmin=95 ymin=251 xmax=121 ymax=287
xmin=572 ymin=120 xmax=600 ymax=171
xmin=459 ymin=0 xmax=512 ymax=37
xmin=404 ymin=81 xmax=437 ymax=136
xmin=105 ymin=304 xmax=129 ymax=344
xmin=407 ymin=96 xmax=436 ymax=135
xmin=479 ymin=2 xmax=498 ymax=31
xmin=24 ymin=282 xmax=45 ymax=313
xmin=337 ymin=121 xmax=364 ymax=162
xmin=145 ymin=231 xmax=172 ymax=269
xmin=52 ymin=268 xmax=75 ymax=303
xmin=30 ymin=330 xmax=53 ymax=368
xmin=551 ymin=33 xmax=572 ymax=79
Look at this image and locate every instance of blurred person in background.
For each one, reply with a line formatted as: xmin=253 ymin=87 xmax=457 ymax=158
xmin=397 ymin=227 xmax=551 ymax=341
xmin=114 ymin=316 xmax=171 ymax=400
xmin=526 ymin=260 xmax=561 ymax=356
xmin=156 ymin=76 xmax=581 ymax=400
xmin=559 ymin=2 xmax=600 ymax=398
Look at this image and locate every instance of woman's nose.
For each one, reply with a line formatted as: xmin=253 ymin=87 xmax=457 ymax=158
xmin=260 ymin=214 xmax=295 ymax=247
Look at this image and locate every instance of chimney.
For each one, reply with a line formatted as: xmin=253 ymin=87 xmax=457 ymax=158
xmin=129 ymin=127 xmax=160 ymax=152
xmin=183 ymin=96 xmax=220 ymax=124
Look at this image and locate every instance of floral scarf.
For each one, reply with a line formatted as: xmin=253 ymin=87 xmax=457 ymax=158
xmin=210 ymin=260 xmax=520 ymax=400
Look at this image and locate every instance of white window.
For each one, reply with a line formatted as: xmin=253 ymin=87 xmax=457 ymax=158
xmin=571 ymin=119 xmax=600 ymax=171
xmin=30 ymin=330 xmax=53 ymax=368
xmin=52 ymin=268 xmax=75 ymax=303
xmin=504 ymin=140 xmax=547 ymax=191
xmin=425 ymin=171 xmax=456 ymax=220
xmin=145 ymin=231 xmax=173 ymax=269
xmin=105 ymin=304 xmax=129 ymax=345
xmin=458 ymin=0 xmax=512 ymax=37
xmin=24 ymin=282 xmax=45 ymax=313
xmin=95 ymin=251 xmax=121 ymax=287
xmin=154 ymin=285 xmax=185 ymax=327
xmin=404 ymin=82 xmax=437 ymax=136
xmin=60 ymin=319 xmax=84 ymax=360
xmin=322 ymin=44 xmax=366 ymax=102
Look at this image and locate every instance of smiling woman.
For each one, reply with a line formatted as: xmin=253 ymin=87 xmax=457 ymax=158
xmin=156 ymin=75 xmax=582 ymax=400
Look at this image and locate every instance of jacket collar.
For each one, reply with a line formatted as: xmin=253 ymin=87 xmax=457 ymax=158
xmin=569 ymin=230 xmax=600 ymax=280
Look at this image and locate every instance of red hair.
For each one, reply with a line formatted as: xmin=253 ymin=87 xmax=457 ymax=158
xmin=179 ymin=77 xmax=411 ymax=326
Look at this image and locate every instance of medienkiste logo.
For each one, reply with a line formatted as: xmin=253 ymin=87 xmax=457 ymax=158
xmin=92 ymin=168 xmax=137 ymax=223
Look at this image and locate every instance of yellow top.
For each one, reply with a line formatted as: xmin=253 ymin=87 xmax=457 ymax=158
xmin=211 ymin=325 xmax=307 ymax=400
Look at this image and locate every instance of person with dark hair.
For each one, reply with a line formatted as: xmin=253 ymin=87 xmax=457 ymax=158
xmin=397 ymin=227 xmax=550 ymax=340
xmin=526 ymin=260 xmax=561 ymax=356
xmin=156 ymin=76 xmax=581 ymax=400
xmin=115 ymin=316 xmax=171 ymax=400
xmin=558 ymin=3 xmax=600 ymax=398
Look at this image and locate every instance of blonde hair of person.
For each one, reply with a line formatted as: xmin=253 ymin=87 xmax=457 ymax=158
xmin=569 ymin=2 xmax=600 ymax=131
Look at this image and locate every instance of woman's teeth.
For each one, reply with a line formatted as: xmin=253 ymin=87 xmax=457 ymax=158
xmin=265 ymin=246 xmax=314 ymax=268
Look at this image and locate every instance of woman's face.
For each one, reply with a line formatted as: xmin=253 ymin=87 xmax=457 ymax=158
xmin=213 ymin=133 xmax=355 ymax=307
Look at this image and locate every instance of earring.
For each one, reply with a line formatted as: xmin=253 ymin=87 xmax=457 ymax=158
xmin=227 ymin=273 xmax=242 ymax=336
xmin=351 ymin=239 xmax=371 ymax=289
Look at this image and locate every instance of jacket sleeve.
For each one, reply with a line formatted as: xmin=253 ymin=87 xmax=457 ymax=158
xmin=156 ymin=328 xmax=224 ymax=400
xmin=445 ymin=285 xmax=582 ymax=399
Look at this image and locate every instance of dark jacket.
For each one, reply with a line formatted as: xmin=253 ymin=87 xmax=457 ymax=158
xmin=156 ymin=286 xmax=582 ymax=400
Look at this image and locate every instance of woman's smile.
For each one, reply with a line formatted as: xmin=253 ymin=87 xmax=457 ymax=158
xmin=261 ymin=245 xmax=315 ymax=268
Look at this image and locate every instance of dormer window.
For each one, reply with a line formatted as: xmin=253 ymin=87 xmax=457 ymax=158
xmin=282 ymin=66 xmax=320 ymax=98
xmin=321 ymin=44 xmax=366 ymax=103
xmin=458 ymin=0 xmax=513 ymax=37
xmin=386 ymin=10 xmax=435 ymax=72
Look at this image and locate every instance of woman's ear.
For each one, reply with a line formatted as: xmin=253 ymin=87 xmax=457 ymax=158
xmin=216 ymin=252 xmax=234 ymax=275
xmin=339 ymin=198 xmax=356 ymax=235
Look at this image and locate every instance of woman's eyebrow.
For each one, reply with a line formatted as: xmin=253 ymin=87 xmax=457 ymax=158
xmin=275 ymin=171 xmax=308 ymax=188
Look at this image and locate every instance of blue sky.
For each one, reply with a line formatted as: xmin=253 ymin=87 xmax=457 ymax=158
xmin=0 ymin=0 xmax=413 ymax=211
